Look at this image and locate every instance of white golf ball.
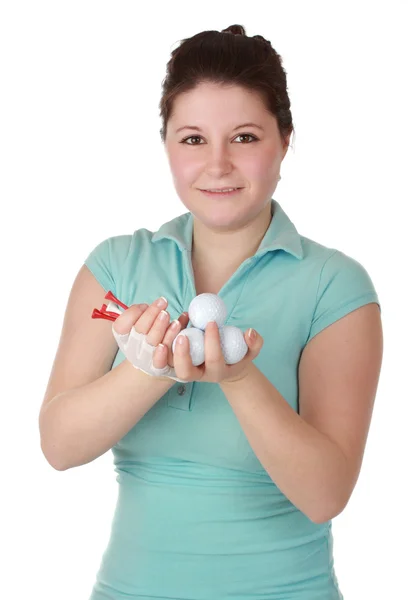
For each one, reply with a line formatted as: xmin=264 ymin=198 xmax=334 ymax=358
xmin=188 ymin=293 xmax=227 ymax=330
xmin=219 ymin=326 xmax=248 ymax=364
xmin=172 ymin=327 xmax=205 ymax=366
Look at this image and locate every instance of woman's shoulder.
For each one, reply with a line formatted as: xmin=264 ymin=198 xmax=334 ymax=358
xmin=83 ymin=227 xmax=154 ymax=295
xmin=299 ymin=233 xmax=375 ymax=278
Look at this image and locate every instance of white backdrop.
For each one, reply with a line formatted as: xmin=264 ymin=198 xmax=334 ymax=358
xmin=1 ymin=1 xmax=406 ymax=599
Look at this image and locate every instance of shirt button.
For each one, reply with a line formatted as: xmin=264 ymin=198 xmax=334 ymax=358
xmin=177 ymin=384 xmax=186 ymax=395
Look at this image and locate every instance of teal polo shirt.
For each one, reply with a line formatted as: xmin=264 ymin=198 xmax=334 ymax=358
xmin=84 ymin=198 xmax=380 ymax=600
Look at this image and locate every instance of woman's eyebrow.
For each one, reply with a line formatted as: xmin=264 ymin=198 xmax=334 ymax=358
xmin=175 ymin=122 xmax=264 ymax=133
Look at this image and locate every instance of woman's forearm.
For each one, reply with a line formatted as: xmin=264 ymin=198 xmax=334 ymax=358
xmin=220 ymin=363 xmax=350 ymax=523
xmin=39 ymin=359 xmax=174 ymax=471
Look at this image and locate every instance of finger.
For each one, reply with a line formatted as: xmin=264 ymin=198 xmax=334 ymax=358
xmin=152 ymin=343 xmax=168 ymax=370
xmin=204 ymin=322 xmax=224 ymax=380
xmin=161 ymin=319 xmax=182 ymax=367
xmin=152 ymin=312 xmax=188 ymax=370
xmin=145 ymin=309 xmax=170 ymax=346
xmin=134 ymin=297 xmax=168 ymax=334
xmin=178 ymin=312 xmax=190 ymax=328
xmin=161 ymin=312 xmax=189 ymax=367
xmin=113 ymin=304 xmax=149 ymax=335
xmin=173 ymin=333 xmax=195 ymax=380
xmin=243 ymin=328 xmax=264 ymax=360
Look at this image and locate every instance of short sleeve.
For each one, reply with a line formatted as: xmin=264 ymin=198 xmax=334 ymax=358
xmin=84 ymin=235 xmax=133 ymax=296
xmin=306 ymin=250 xmax=381 ymax=344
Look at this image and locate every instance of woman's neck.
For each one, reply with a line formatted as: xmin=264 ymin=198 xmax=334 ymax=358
xmin=191 ymin=202 xmax=273 ymax=273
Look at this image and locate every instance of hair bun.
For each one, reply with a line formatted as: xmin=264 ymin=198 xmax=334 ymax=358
xmin=253 ymin=34 xmax=272 ymax=47
xmin=221 ymin=25 xmax=246 ymax=36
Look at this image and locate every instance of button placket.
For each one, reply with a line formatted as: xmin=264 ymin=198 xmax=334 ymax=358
xmin=167 ymin=382 xmax=193 ymax=410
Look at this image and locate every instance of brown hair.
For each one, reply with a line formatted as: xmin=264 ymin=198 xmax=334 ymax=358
xmin=159 ymin=24 xmax=295 ymax=149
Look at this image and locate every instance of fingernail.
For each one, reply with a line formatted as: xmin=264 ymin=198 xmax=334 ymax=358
xmin=177 ymin=335 xmax=185 ymax=345
xmin=158 ymin=343 xmax=166 ymax=352
xmin=249 ymin=328 xmax=256 ymax=340
xmin=170 ymin=320 xmax=180 ymax=330
xmin=156 ymin=297 xmax=167 ymax=308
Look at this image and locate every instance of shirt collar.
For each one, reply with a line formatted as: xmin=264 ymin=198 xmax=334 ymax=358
xmin=151 ymin=198 xmax=304 ymax=260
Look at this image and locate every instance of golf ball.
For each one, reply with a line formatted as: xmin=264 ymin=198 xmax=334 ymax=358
xmin=188 ymin=293 xmax=227 ymax=330
xmin=172 ymin=293 xmax=250 ymax=367
xmin=172 ymin=327 xmax=205 ymax=366
xmin=219 ymin=326 xmax=248 ymax=364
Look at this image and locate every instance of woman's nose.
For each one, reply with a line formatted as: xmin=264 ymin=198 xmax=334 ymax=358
xmin=204 ymin=146 xmax=233 ymax=171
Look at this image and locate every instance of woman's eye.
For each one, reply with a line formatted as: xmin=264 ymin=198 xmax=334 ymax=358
xmin=181 ymin=133 xmax=257 ymax=145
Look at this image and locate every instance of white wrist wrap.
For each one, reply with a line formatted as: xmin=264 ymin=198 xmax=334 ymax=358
xmin=108 ymin=302 xmax=187 ymax=383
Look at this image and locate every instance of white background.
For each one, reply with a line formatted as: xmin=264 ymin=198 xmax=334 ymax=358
xmin=1 ymin=1 xmax=406 ymax=599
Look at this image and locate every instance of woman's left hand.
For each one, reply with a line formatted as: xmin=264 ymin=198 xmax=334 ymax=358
xmin=169 ymin=322 xmax=264 ymax=384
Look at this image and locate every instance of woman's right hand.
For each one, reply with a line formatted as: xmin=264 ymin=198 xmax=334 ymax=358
xmin=113 ymin=297 xmax=189 ymax=373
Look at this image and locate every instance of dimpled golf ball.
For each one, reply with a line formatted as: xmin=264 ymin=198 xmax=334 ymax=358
xmin=219 ymin=325 xmax=249 ymax=365
xmin=188 ymin=293 xmax=227 ymax=330
xmin=172 ymin=327 xmax=205 ymax=366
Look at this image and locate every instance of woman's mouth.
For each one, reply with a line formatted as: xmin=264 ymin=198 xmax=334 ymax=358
xmin=199 ymin=188 xmax=243 ymax=197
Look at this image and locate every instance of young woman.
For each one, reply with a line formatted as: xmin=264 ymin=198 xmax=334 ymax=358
xmin=39 ymin=24 xmax=383 ymax=600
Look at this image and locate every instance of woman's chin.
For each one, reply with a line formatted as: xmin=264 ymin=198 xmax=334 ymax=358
xmin=197 ymin=208 xmax=249 ymax=229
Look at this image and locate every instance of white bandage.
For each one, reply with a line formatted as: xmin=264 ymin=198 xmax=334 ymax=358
xmin=108 ymin=302 xmax=187 ymax=383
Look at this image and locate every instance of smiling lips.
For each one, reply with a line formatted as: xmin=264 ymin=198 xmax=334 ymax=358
xmin=202 ymin=187 xmax=242 ymax=191
xmin=200 ymin=188 xmax=243 ymax=196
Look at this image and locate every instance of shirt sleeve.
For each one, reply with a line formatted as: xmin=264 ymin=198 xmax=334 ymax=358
xmin=83 ymin=234 xmax=133 ymax=296
xmin=305 ymin=249 xmax=381 ymax=344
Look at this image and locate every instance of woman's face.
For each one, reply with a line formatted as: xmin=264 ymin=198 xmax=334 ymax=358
xmin=164 ymin=82 xmax=289 ymax=231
